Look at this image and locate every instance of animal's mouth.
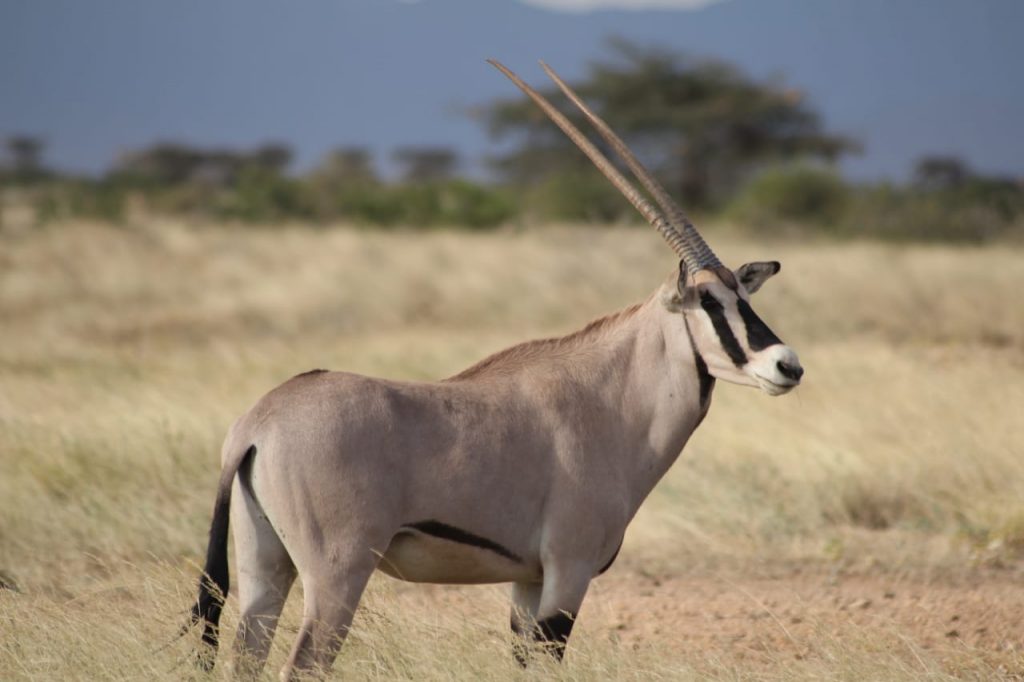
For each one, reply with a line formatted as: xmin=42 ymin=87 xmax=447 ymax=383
xmin=754 ymin=374 xmax=798 ymax=396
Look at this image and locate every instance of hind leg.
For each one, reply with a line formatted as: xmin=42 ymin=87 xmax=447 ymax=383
xmin=229 ymin=479 xmax=297 ymax=676
xmin=279 ymin=547 xmax=379 ymax=681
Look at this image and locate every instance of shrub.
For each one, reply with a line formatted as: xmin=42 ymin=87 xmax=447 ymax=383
xmin=728 ymin=165 xmax=850 ymax=230
xmin=527 ymin=171 xmax=633 ymax=223
xmin=217 ymin=167 xmax=312 ymax=223
xmin=435 ymin=180 xmax=516 ymax=229
xmin=30 ymin=180 xmax=127 ymax=224
xmin=326 ymin=181 xmax=515 ymax=229
xmin=847 ymin=179 xmax=1024 ymax=243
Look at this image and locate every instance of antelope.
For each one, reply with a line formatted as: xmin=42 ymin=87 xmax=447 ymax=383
xmin=185 ymin=60 xmax=803 ymax=679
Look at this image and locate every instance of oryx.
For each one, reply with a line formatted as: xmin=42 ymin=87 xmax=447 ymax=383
xmin=185 ymin=60 xmax=803 ymax=679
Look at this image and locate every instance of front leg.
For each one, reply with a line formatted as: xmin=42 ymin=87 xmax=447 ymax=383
xmin=510 ymin=581 xmax=542 ymax=666
xmin=510 ymin=561 xmax=591 ymax=663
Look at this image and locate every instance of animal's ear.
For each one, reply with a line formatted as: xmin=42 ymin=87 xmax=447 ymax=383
xmin=735 ymin=261 xmax=781 ymax=295
xmin=662 ymin=261 xmax=692 ymax=312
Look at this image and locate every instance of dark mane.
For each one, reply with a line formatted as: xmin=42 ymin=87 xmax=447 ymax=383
xmin=446 ymin=302 xmax=644 ymax=381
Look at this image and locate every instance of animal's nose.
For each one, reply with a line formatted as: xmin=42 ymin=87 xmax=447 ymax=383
xmin=777 ymin=360 xmax=804 ymax=382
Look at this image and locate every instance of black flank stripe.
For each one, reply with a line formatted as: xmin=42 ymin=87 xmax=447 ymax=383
xmin=405 ymin=520 xmax=522 ymax=563
xmin=700 ymin=292 xmax=747 ymax=367
xmin=736 ymin=299 xmax=783 ymax=351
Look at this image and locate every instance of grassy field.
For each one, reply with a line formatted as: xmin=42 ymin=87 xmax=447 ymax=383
xmin=1 ymin=219 xmax=1023 ymax=680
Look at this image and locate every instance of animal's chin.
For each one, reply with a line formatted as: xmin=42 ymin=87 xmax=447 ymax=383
xmin=754 ymin=375 xmax=797 ymax=396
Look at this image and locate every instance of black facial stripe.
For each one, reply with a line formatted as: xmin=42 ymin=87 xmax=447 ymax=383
xmin=404 ymin=520 xmax=521 ymax=563
xmin=736 ymin=299 xmax=783 ymax=351
xmin=684 ymin=316 xmax=715 ymax=408
xmin=700 ymin=292 xmax=747 ymax=367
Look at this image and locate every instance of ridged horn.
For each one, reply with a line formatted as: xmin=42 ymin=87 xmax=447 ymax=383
xmin=538 ymin=61 xmax=722 ymax=274
xmin=488 ymin=59 xmax=697 ymax=268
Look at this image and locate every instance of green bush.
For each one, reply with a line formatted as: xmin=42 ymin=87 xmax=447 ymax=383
xmin=728 ymin=165 xmax=850 ymax=229
xmin=324 ymin=181 xmax=515 ymax=229
xmin=435 ymin=180 xmax=516 ymax=229
xmin=30 ymin=180 xmax=126 ymax=224
xmin=17 ymin=155 xmax=1022 ymax=241
xmin=527 ymin=171 xmax=632 ymax=223
xmin=842 ymin=178 xmax=1024 ymax=243
xmin=218 ymin=167 xmax=312 ymax=223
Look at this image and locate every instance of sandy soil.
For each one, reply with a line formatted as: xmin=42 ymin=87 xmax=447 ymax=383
xmin=383 ymin=565 xmax=1024 ymax=675
xmin=588 ymin=569 xmax=1024 ymax=660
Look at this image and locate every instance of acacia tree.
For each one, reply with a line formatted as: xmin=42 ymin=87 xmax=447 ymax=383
xmin=479 ymin=38 xmax=858 ymax=209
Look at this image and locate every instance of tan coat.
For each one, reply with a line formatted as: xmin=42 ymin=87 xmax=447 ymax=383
xmin=184 ymin=60 xmax=803 ymax=680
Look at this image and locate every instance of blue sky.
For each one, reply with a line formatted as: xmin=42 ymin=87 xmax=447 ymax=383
xmin=2 ymin=0 xmax=1021 ymax=181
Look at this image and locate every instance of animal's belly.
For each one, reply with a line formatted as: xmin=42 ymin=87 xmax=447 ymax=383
xmin=377 ymin=530 xmax=539 ymax=584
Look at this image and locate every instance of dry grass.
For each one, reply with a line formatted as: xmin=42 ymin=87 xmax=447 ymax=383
xmin=1 ymin=219 xmax=1023 ymax=679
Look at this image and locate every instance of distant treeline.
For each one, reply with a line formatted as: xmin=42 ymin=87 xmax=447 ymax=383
xmin=1 ymin=142 xmax=518 ymax=229
xmin=2 ymin=39 xmax=1022 ymax=242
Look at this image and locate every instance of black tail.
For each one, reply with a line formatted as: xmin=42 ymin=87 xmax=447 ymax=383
xmin=184 ymin=444 xmax=256 ymax=670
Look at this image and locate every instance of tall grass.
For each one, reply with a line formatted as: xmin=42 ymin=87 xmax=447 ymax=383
xmin=1 ymin=220 xmax=1022 ymax=679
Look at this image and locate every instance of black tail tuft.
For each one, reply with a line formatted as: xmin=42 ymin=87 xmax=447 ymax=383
xmin=183 ymin=444 xmax=256 ymax=670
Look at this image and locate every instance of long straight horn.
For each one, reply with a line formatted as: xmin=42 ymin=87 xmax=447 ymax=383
xmin=487 ymin=59 xmax=697 ymax=267
xmin=538 ymin=61 xmax=722 ymax=274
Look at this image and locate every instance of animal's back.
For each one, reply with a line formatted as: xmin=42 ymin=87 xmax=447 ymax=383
xmin=231 ymin=367 xmax=555 ymax=550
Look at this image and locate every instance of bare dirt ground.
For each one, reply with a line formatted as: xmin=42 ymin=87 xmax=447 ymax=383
xmin=592 ymin=570 xmax=1024 ymax=662
xmin=383 ymin=565 xmax=1024 ymax=677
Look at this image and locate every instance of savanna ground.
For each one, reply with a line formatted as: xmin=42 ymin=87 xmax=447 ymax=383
xmin=1 ymin=219 xmax=1023 ymax=680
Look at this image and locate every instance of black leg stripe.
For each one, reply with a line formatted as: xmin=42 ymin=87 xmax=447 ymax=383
xmin=511 ymin=612 xmax=576 ymax=663
xmin=537 ymin=612 xmax=575 ymax=660
xmin=538 ymin=612 xmax=574 ymax=643
xmin=736 ymin=299 xmax=783 ymax=351
xmin=404 ymin=520 xmax=521 ymax=563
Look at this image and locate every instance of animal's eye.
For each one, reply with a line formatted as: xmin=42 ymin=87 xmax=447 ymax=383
xmin=699 ymin=292 xmax=722 ymax=311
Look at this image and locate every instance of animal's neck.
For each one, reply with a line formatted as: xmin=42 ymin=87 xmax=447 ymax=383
xmin=497 ymin=293 xmax=711 ymax=513
xmin=450 ymin=290 xmax=712 ymax=512
xmin=607 ymin=296 xmax=713 ymax=511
